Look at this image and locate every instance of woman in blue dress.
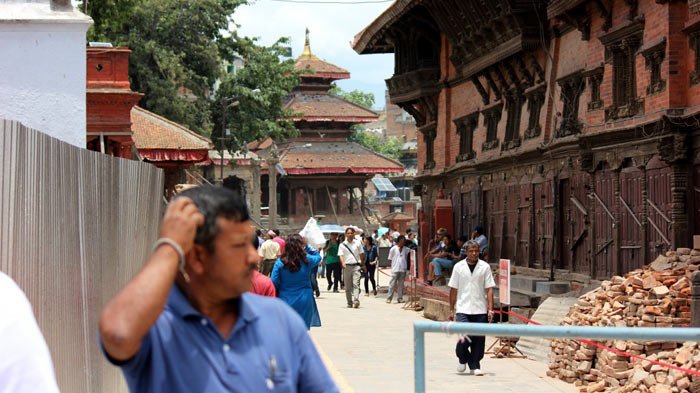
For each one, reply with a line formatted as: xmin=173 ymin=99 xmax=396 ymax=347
xmin=271 ymin=234 xmax=322 ymax=329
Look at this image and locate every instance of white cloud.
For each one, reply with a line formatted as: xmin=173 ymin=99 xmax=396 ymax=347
xmin=233 ymin=0 xmax=394 ymax=108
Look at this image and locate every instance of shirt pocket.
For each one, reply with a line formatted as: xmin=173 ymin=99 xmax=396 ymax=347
xmin=269 ymin=370 xmax=294 ymax=393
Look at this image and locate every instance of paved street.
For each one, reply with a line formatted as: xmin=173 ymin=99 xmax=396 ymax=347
xmin=309 ymin=285 xmax=578 ymax=393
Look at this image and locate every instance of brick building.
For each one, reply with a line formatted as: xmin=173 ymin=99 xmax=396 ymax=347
xmin=355 ymin=0 xmax=700 ymax=280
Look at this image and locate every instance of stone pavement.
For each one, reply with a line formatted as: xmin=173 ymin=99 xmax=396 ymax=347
xmin=309 ymin=286 xmax=578 ymax=393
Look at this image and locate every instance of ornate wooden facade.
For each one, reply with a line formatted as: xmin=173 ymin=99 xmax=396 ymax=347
xmin=355 ymin=0 xmax=700 ymax=280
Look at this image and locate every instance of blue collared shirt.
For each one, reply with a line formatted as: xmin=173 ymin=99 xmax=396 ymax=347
xmin=106 ymin=286 xmax=338 ymax=393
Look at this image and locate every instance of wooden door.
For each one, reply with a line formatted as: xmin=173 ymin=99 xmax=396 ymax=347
xmin=620 ymin=167 xmax=644 ymax=273
xmin=505 ymin=183 xmax=519 ymax=264
xmin=559 ymin=178 xmax=573 ymax=270
xmin=533 ymin=179 xmax=554 ymax=270
xmin=570 ymin=173 xmax=591 ymax=275
xmin=517 ymin=182 xmax=532 ymax=267
xmin=646 ymin=158 xmax=673 ymax=258
xmin=593 ymin=170 xmax=615 ymax=279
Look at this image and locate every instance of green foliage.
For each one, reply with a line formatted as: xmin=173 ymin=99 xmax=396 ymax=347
xmin=351 ymin=131 xmax=402 ymax=160
xmin=79 ymin=0 xmax=298 ymax=143
xmin=329 ymin=86 xmax=375 ymax=109
xmin=214 ymin=36 xmax=302 ymax=151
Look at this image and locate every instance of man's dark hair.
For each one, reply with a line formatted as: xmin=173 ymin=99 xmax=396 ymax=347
xmin=458 ymin=235 xmax=469 ymax=243
xmin=273 ymin=229 xmax=281 ymax=236
xmin=256 ymin=229 xmax=262 ymax=237
xmin=396 ymin=235 xmax=406 ymax=244
xmin=178 ymin=185 xmax=250 ymax=252
xmin=474 ymin=225 xmax=484 ymax=235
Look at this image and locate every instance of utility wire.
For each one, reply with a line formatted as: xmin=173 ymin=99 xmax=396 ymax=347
xmin=268 ymin=0 xmax=392 ymax=3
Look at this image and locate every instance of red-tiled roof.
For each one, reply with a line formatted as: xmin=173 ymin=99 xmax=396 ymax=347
xmin=131 ymin=107 xmax=213 ymax=163
xmin=294 ymin=53 xmax=350 ymax=80
xmin=131 ymin=106 xmax=213 ymax=150
xmin=277 ymin=141 xmax=403 ymax=175
xmin=285 ymin=94 xmax=378 ymax=123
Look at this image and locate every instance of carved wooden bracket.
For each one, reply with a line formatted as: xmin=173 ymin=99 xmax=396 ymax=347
xmin=658 ymin=133 xmax=689 ymax=163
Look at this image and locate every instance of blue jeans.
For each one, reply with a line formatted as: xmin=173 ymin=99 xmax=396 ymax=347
xmin=431 ymin=257 xmax=456 ymax=276
xmin=455 ymin=313 xmax=488 ymax=370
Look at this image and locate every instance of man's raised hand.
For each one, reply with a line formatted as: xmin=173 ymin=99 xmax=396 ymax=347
xmin=160 ymin=197 xmax=204 ymax=254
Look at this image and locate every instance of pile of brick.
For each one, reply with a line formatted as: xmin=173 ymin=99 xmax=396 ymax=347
xmin=548 ymin=247 xmax=700 ymax=392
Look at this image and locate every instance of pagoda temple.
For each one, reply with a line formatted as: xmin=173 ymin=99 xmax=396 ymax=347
xmin=256 ymin=30 xmax=403 ymax=229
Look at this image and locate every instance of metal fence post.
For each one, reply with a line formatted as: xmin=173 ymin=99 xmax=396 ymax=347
xmin=692 ymin=271 xmax=700 ymax=327
xmin=414 ymin=326 xmax=426 ymax=393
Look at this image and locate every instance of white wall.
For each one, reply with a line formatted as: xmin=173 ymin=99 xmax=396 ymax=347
xmin=0 ymin=1 xmax=92 ymax=147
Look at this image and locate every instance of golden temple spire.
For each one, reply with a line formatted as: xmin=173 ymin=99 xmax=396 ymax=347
xmin=302 ymin=27 xmax=312 ymax=57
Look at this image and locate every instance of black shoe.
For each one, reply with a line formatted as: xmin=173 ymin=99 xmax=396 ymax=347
xmin=327 ymin=284 xmax=332 ymax=291
xmin=333 ymin=289 xmax=339 ymax=293
xmin=315 ymin=289 xmax=320 ymax=297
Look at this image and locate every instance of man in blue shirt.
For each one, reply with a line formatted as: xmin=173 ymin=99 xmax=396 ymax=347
xmin=99 ymin=186 xmax=338 ymax=393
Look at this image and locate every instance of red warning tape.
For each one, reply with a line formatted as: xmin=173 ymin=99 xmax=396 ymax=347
xmin=489 ymin=309 xmax=700 ymax=377
xmin=391 ymin=276 xmax=700 ymax=377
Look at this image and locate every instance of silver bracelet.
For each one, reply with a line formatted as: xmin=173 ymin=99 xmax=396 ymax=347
xmin=152 ymin=238 xmax=190 ymax=283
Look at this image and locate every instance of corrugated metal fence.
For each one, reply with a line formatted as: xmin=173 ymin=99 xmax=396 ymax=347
xmin=0 ymin=119 xmax=164 ymax=392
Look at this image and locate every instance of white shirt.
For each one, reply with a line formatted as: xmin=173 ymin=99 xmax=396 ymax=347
xmin=338 ymin=237 xmax=363 ymax=265
xmin=388 ymin=245 xmax=410 ymax=273
xmin=0 ymin=272 xmax=60 ymax=393
xmin=447 ymin=259 xmax=496 ymax=315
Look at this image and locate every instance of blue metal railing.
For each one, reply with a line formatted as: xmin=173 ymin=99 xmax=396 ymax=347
xmin=413 ymin=321 xmax=700 ymax=393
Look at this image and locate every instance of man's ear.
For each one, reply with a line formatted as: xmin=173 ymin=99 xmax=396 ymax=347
xmin=186 ymin=244 xmax=209 ymax=276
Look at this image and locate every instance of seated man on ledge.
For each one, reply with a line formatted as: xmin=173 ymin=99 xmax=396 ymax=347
xmin=99 ymin=185 xmax=338 ymax=393
xmin=428 ymin=234 xmax=463 ymax=286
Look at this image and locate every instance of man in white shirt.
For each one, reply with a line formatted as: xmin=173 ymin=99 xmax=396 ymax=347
xmin=0 ymin=272 xmax=60 ymax=393
xmin=338 ymin=227 xmax=364 ymax=308
xmin=448 ymin=240 xmax=495 ymax=376
xmin=258 ymin=230 xmax=281 ymax=276
xmin=386 ymin=235 xmax=410 ymax=303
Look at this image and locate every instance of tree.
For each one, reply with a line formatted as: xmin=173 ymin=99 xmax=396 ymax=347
xmin=351 ymin=131 xmax=403 ymax=160
xmin=78 ymin=0 xmax=299 ymax=144
xmin=329 ymin=86 xmax=375 ymax=109
xmin=214 ymin=36 xmax=302 ymax=151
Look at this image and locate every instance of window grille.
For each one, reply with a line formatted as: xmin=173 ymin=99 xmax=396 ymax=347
xmin=692 ymin=30 xmax=700 ymax=85
xmin=423 ymin=127 xmax=436 ymax=170
xmin=525 ymin=87 xmax=545 ymax=139
xmin=503 ymin=90 xmax=523 ymax=150
xmin=557 ymin=72 xmax=585 ymax=137
xmin=585 ymin=68 xmax=604 ymax=111
xmin=481 ymin=104 xmax=502 ymax=151
xmin=599 ymin=20 xmax=644 ymax=121
xmin=642 ymin=39 xmax=666 ymax=95
xmin=453 ymin=112 xmax=479 ymax=162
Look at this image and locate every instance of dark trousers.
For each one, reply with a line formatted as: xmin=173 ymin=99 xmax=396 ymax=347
xmin=455 ymin=313 xmax=488 ymax=370
xmin=326 ymin=263 xmax=342 ymax=291
xmin=311 ymin=265 xmax=319 ymax=292
xmin=363 ymin=265 xmax=376 ymax=293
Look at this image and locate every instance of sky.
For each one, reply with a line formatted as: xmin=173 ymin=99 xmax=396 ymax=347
xmin=233 ymin=0 xmax=395 ymax=109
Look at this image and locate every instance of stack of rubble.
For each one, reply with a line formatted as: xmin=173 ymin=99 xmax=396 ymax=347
xmin=548 ymin=248 xmax=700 ymax=392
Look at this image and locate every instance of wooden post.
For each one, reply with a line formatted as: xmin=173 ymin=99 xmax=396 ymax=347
xmin=692 ymin=271 xmax=700 ymax=327
xmin=267 ymin=155 xmax=278 ymax=230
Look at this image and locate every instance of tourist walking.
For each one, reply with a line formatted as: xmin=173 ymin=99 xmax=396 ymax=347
xmin=386 ymin=235 xmax=410 ymax=303
xmin=338 ymin=227 xmax=364 ymax=308
xmin=324 ymin=233 xmax=342 ymax=292
xmin=259 ymin=230 xmax=280 ymax=276
xmin=271 ymin=234 xmax=323 ymax=330
xmin=99 ymin=186 xmax=336 ymax=392
xmin=449 ymin=239 xmax=496 ymax=376
xmin=362 ymin=236 xmax=378 ymax=296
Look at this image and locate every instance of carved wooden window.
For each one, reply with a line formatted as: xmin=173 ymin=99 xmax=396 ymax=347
xmin=503 ymin=90 xmax=523 ymax=151
xmin=585 ymin=67 xmax=604 ymax=111
xmin=642 ymin=39 xmax=666 ymax=95
xmin=692 ymin=30 xmax=700 ymax=85
xmin=600 ymin=20 xmax=644 ymax=120
xmin=524 ymin=87 xmax=545 ymax=139
xmin=556 ymin=72 xmax=585 ymax=138
xmin=454 ymin=112 xmax=479 ymax=162
xmin=481 ymin=104 xmax=502 ymax=151
xmin=423 ymin=127 xmax=436 ymax=170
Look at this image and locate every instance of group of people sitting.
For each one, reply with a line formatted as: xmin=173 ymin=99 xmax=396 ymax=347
xmin=425 ymin=225 xmax=488 ymax=286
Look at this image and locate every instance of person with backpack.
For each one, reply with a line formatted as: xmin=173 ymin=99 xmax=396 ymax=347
xmin=338 ymin=227 xmax=364 ymax=308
